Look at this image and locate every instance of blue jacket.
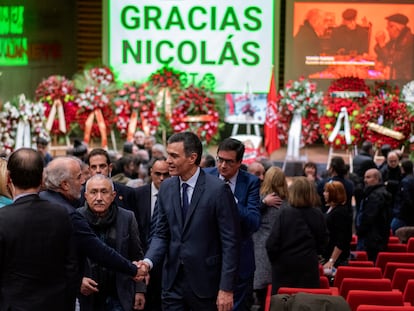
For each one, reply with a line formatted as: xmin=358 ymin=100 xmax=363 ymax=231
xmin=204 ymin=167 xmax=261 ymax=279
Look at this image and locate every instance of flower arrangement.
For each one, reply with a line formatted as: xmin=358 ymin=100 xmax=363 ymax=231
xmin=0 ymin=94 xmax=48 ymax=154
xmin=149 ymin=66 xmax=184 ymax=139
xmin=319 ymin=77 xmax=369 ymax=148
xmin=87 ymin=66 xmax=115 ymax=88
xmin=277 ymin=77 xmax=323 ymax=145
xmin=73 ymin=66 xmax=117 ymax=143
xmin=114 ymin=81 xmax=159 ymax=138
xmin=149 ymin=66 xmax=183 ymax=90
xmin=401 ymin=80 xmax=414 ymax=113
xmin=170 ymin=85 xmax=220 ymax=145
xmin=35 ymin=75 xmax=78 ymax=135
xmin=356 ymin=93 xmax=412 ymax=149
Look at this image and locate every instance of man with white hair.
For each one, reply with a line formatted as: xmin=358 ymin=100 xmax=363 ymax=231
xmin=40 ymin=156 xmax=145 ymax=310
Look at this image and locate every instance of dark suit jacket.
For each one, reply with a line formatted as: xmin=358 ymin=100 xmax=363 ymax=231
xmin=0 ymin=194 xmax=76 ymax=311
xmin=39 ymin=190 xmax=137 ymax=277
xmin=78 ymin=206 xmax=144 ymax=311
xmin=204 ymin=167 xmax=261 ymax=279
xmin=133 ymin=184 xmax=152 ymax=252
xmin=145 ymin=170 xmax=241 ymax=297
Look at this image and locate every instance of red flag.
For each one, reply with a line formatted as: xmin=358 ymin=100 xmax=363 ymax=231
xmin=264 ymin=71 xmax=280 ymax=155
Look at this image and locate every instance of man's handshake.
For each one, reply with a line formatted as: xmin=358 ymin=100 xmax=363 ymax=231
xmin=132 ymin=260 xmax=151 ymax=282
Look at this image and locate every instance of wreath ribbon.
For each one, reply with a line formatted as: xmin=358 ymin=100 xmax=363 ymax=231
xmin=286 ymin=110 xmax=302 ymax=159
xmin=126 ymin=109 xmax=139 ymax=142
xmin=156 ymin=88 xmax=172 ymax=120
xmin=328 ymin=107 xmax=352 ymax=145
xmin=84 ymin=109 xmax=107 ymax=148
xmin=15 ymin=120 xmax=31 ymax=150
xmin=45 ymin=99 xmax=67 ymax=134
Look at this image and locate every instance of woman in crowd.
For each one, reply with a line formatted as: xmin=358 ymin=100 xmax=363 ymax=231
xmin=0 ymin=158 xmax=12 ymax=207
xmin=266 ymin=177 xmax=328 ymax=294
xmin=253 ymin=167 xmax=288 ymax=309
xmin=322 ymin=181 xmax=353 ymax=271
xmin=303 ymin=161 xmax=322 ymax=187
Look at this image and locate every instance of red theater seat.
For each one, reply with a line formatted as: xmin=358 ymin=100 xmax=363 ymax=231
xmin=383 ymin=262 xmax=414 ymax=280
xmin=348 ymin=261 xmax=375 ymax=267
xmin=333 ymin=266 xmax=383 ymax=288
xmin=391 ymin=268 xmax=414 ymax=292
xmin=387 ymin=244 xmax=407 ymax=252
xmin=403 ymin=279 xmax=414 ymax=306
xmin=277 ymin=287 xmax=339 ymax=296
xmin=407 ymin=238 xmax=414 ymax=253
xmin=375 ymin=252 xmax=414 ymax=272
xmin=352 ymin=251 xmax=369 ymax=261
xmin=347 ymin=290 xmax=405 ymax=311
xmin=320 ymin=275 xmax=330 ymax=288
xmin=357 ymin=306 xmax=414 ymax=311
xmin=339 ymin=278 xmax=392 ymax=299
xmin=389 ymin=236 xmax=400 ymax=244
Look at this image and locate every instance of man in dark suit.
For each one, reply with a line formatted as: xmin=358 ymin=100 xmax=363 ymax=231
xmin=0 ymin=148 xmax=76 ymax=310
xmin=138 ymin=132 xmax=241 ymax=311
xmin=134 ymin=157 xmax=170 ymax=311
xmin=353 ymin=141 xmax=377 ymax=212
xmin=78 ymin=174 xmax=145 ymax=311
xmin=40 ymin=156 xmax=145 ymax=310
xmin=205 ymin=137 xmax=261 ymax=311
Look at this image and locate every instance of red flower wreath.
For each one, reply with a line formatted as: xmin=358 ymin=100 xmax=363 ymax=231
xmin=277 ymin=78 xmax=323 ymax=146
xmin=73 ymin=66 xmax=118 ymax=140
xmin=114 ymin=82 xmax=159 ymax=137
xmin=74 ymin=86 xmax=115 ymax=138
xmin=35 ymin=75 xmax=78 ymax=135
xmin=319 ymin=77 xmax=370 ymax=148
xmin=357 ymin=94 xmax=412 ymax=149
xmin=170 ymin=86 xmax=219 ymax=144
xmin=149 ymin=66 xmax=182 ymax=90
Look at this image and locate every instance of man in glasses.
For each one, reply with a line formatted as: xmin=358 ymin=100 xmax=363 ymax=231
xmin=205 ymin=137 xmax=261 ymax=311
xmin=134 ymin=157 xmax=170 ymax=311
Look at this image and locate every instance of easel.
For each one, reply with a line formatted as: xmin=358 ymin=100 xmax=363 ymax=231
xmin=49 ymin=135 xmax=71 ymax=157
xmin=282 ymin=111 xmax=308 ymax=174
xmin=326 ymin=145 xmax=356 ymax=172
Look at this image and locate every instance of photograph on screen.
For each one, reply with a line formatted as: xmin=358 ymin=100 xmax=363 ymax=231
xmin=287 ymin=1 xmax=414 ymax=85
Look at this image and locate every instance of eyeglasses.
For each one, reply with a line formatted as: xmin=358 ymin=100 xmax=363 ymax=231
xmin=216 ymin=156 xmax=237 ymax=166
xmin=153 ymin=171 xmax=170 ymax=177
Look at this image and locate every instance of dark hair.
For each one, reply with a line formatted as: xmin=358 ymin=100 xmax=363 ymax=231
xmin=401 ymin=159 xmax=414 ymax=174
xmin=201 ymin=154 xmax=216 ymax=168
xmin=112 ymin=155 xmax=134 ymax=176
xmin=123 ymin=142 xmax=134 ymax=154
xmin=36 ymin=136 xmax=49 ymax=146
xmin=86 ymin=148 xmax=111 ymax=165
xmin=72 ymin=139 xmax=88 ymax=157
xmin=303 ymin=161 xmax=318 ymax=176
xmin=381 ymin=144 xmax=392 ymax=157
xmin=7 ymin=148 xmax=43 ymax=189
xmin=361 ymin=141 xmax=373 ymax=153
xmin=217 ymin=138 xmax=245 ymax=162
xmin=147 ymin=156 xmax=167 ymax=175
xmin=168 ymin=132 xmax=202 ymax=165
xmin=329 ymin=156 xmax=347 ymax=177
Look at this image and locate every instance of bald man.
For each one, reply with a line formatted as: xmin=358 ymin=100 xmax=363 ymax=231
xmin=355 ymin=168 xmax=392 ymax=261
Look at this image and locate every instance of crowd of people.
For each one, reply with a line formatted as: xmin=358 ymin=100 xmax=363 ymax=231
xmin=0 ymin=133 xmax=413 ymax=311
